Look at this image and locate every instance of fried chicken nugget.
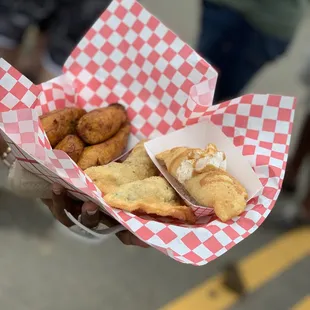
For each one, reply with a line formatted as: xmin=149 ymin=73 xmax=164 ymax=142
xmin=77 ymin=103 xmax=127 ymax=144
xmin=77 ymin=123 xmax=131 ymax=170
xmin=40 ymin=108 xmax=86 ymax=147
xmin=104 ymin=177 xmax=196 ymax=223
xmin=55 ymin=135 xmax=85 ymax=163
xmin=84 ymin=141 xmax=158 ymax=194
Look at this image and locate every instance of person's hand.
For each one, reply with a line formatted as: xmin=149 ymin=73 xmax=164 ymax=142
xmin=42 ymin=184 xmax=149 ymax=248
xmin=0 ymin=134 xmax=8 ymax=155
xmin=0 ymin=134 xmax=14 ymax=168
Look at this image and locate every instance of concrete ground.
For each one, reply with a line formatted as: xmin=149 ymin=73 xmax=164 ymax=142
xmin=0 ymin=1 xmax=310 ymax=309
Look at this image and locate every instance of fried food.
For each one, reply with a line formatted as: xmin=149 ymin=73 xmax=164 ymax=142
xmin=85 ymin=141 xmax=158 ymax=194
xmin=156 ymin=144 xmax=227 ymax=183
xmin=55 ymin=135 xmax=85 ymax=163
xmin=156 ymin=144 xmax=248 ymax=222
xmin=104 ymin=177 xmax=196 ymax=223
xmin=78 ymin=123 xmax=131 ymax=170
xmin=40 ymin=108 xmax=86 ymax=147
xmin=77 ymin=103 xmax=127 ymax=144
xmin=185 ymin=167 xmax=248 ymax=222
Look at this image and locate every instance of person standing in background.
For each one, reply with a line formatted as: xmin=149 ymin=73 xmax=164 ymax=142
xmin=197 ymin=0 xmax=310 ymax=226
xmin=0 ymin=0 xmax=113 ymax=83
xmin=197 ymin=0 xmax=307 ymax=103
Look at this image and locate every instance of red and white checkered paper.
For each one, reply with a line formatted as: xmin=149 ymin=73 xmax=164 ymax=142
xmin=0 ymin=0 xmax=295 ymax=266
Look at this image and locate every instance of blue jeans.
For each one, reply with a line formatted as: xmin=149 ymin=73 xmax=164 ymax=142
xmin=198 ymin=1 xmax=290 ymax=103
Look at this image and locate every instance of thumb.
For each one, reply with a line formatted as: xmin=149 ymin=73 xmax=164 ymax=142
xmin=116 ymin=231 xmax=149 ymax=248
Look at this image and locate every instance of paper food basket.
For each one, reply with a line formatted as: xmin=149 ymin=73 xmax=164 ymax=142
xmin=0 ymin=0 xmax=295 ymax=266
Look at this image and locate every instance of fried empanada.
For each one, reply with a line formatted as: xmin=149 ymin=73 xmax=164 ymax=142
xmin=40 ymin=108 xmax=86 ymax=147
xmin=85 ymin=141 xmax=158 ymax=194
xmin=77 ymin=103 xmax=127 ymax=144
xmin=78 ymin=123 xmax=131 ymax=170
xmin=185 ymin=167 xmax=248 ymax=222
xmin=104 ymin=177 xmax=195 ymax=223
xmin=156 ymin=144 xmax=248 ymax=222
xmin=55 ymin=135 xmax=85 ymax=163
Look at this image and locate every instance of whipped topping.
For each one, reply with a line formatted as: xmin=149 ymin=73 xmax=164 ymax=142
xmin=176 ymin=160 xmax=195 ymax=184
xmin=195 ymin=152 xmax=226 ymax=171
xmin=175 ymin=145 xmax=227 ymax=184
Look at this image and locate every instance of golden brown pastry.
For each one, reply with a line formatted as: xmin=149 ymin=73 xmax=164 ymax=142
xmin=40 ymin=108 xmax=86 ymax=147
xmin=77 ymin=122 xmax=131 ymax=170
xmin=77 ymin=103 xmax=127 ymax=144
xmin=55 ymin=135 xmax=85 ymax=163
xmin=185 ymin=167 xmax=248 ymax=222
xmin=85 ymin=141 xmax=158 ymax=194
xmin=156 ymin=144 xmax=227 ymax=183
xmin=104 ymin=176 xmax=196 ymax=223
xmin=156 ymin=144 xmax=248 ymax=222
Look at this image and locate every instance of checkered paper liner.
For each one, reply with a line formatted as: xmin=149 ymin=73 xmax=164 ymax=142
xmin=0 ymin=0 xmax=296 ymax=266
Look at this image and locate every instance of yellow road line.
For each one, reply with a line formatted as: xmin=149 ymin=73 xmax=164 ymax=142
xmin=292 ymin=296 xmax=310 ymax=310
xmin=162 ymin=228 xmax=310 ymax=310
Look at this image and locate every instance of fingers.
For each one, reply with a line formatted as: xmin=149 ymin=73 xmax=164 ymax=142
xmin=0 ymin=134 xmax=8 ymax=154
xmin=49 ymin=184 xmax=74 ymax=227
xmin=45 ymin=185 xmax=149 ymax=249
xmin=116 ymin=231 xmax=149 ymax=248
xmin=82 ymin=211 xmax=148 ymax=248
xmin=46 ymin=185 xmax=101 ymax=229
xmin=80 ymin=202 xmax=100 ymax=228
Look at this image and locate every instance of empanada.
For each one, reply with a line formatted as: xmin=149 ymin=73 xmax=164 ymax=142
xmin=105 ymin=176 xmax=196 ymax=223
xmin=156 ymin=144 xmax=248 ymax=222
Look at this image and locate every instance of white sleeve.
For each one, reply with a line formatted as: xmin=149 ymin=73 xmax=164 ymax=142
xmin=7 ymin=161 xmax=52 ymax=199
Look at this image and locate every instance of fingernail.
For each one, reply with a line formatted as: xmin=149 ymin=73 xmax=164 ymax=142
xmin=52 ymin=184 xmax=63 ymax=195
xmin=83 ymin=202 xmax=98 ymax=215
xmin=86 ymin=209 xmax=97 ymax=216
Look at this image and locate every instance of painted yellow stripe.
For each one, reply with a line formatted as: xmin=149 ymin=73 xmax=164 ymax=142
xmin=162 ymin=228 xmax=310 ymax=310
xmin=292 ymin=296 xmax=310 ymax=310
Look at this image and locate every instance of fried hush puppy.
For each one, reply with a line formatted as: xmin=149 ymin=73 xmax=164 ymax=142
xmin=77 ymin=122 xmax=131 ymax=170
xmin=104 ymin=176 xmax=196 ymax=223
xmin=40 ymin=108 xmax=86 ymax=147
xmin=55 ymin=135 xmax=85 ymax=163
xmin=77 ymin=103 xmax=127 ymax=145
